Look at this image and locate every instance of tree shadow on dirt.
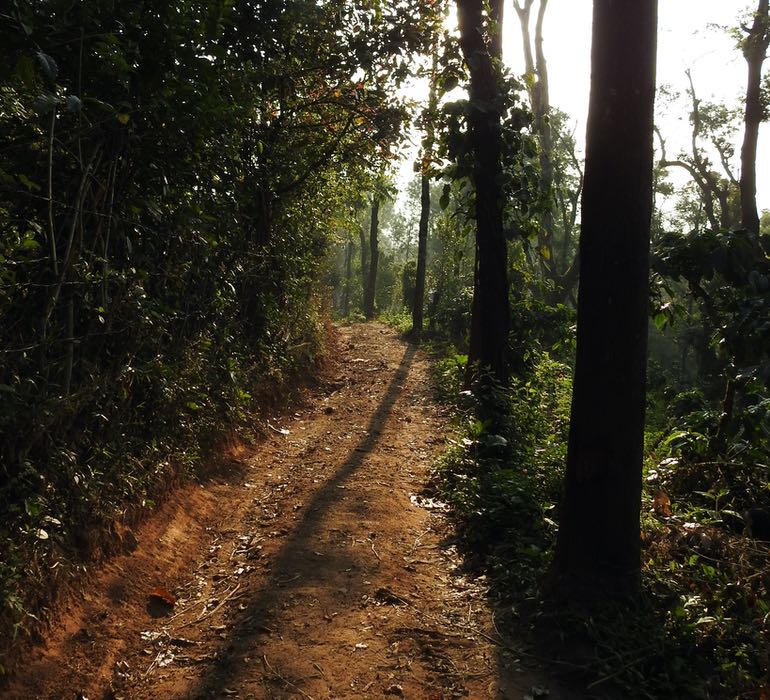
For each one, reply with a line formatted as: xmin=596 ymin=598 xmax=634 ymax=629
xmin=188 ymin=343 xmax=418 ymax=698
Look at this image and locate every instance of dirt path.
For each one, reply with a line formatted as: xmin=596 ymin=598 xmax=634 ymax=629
xmin=6 ymin=323 xmax=551 ymax=699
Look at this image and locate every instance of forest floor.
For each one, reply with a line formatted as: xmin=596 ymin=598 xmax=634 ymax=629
xmin=4 ymin=323 xmax=558 ymax=700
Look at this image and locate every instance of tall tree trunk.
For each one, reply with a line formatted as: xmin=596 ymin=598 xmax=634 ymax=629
xmin=342 ymin=236 xmax=353 ymax=317
xmin=359 ymin=210 xmax=369 ymax=314
xmin=412 ymin=173 xmax=430 ymax=337
xmin=533 ymin=0 xmax=555 ymax=270
xmin=364 ymin=197 xmax=380 ymax=319
xmin=412 ymin=47 xmax=439 ymax=339
xmin=514 ymin=0 xmax=557 ymax=280
xmin=553 ymin=0 xmax=657 ymax=599
xmin=456 ymin=0 xmax=510 ymax=386
xmin=739 ymin=0 xmax=769 ymax=234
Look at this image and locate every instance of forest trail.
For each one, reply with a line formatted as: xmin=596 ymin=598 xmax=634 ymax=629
xmin=6 ymin=323 xmax=551 ymax=700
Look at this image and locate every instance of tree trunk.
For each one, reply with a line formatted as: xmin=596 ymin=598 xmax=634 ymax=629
xmin=412 ymin=47 xmax=439 ymax=340
xmin=533 ymin=0 xmax=555 ymax=273
xmin=514 ymin=0 xmax=557 ymax=280
xmin=359 ymin=210 xmax=369 ymax=314
xmin=489 ymin=0 xmax=505 ymax=61
xmin=364 ymin=197 xmax=380 ymax=319
xmin=456 ymin=0 xmax=510 ymax=386
xmin=553 ymin=0 xmax=657 ymax=599
xmin=412 ymin=173 xmax=430 ymax=337
xmin=342 ymin=236 xmax=353 ymax=317
xmin=739 ymin=0 xmax=769 ymax=234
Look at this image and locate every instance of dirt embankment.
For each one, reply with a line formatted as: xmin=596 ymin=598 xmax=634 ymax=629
xmin=5 ymin=323 xmax=552 ymax=699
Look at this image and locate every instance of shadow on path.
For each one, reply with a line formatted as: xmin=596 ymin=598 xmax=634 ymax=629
xmin=189 ymin=343 xmax=417 ymax=698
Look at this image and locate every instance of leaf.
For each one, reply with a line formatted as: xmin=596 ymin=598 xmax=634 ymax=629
xmin=65 ymin=95 xmax=83 ymax=113
xmin=442 ymin=75 xmax=459 ymax=93
xmin=33 ymin=93 xmax=59 ymax=114
xmin=116 ymin=113 xmax=130 ymax=125
xmin=148 ymin=587 xmax=176 ymax=606
xmin=653 ymin=490 xmax=672 ymax=517
xmin=36 ymin=51 xmax=58 ymax=83
xmin=439 ymin=183 xmax=451 ymax=210
xmin=16 ymin=55 xmax=35 ymax=88
xmin=481 ymin=433 xmax=508 ymax=448
xmin=18 ymin=174 xmax=41 ymax=192
xmin=24 ymin=498 xmax=41 ymax=518
xmin=35 ymin=528 xmax=49 ymax=540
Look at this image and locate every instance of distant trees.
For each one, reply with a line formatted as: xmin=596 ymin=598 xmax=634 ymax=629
xmin=553 ymin=0 xmax=658 ymax=597
xmin=650 ymin=1 xmax=769 ymax=463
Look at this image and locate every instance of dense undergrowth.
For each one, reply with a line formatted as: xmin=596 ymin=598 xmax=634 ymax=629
xmin=0 ymin=0 xmax=438 ymax=673
xmin=431 ymin=347 xmax=770 ymax=699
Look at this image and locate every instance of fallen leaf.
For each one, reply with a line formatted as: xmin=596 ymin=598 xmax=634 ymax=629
xmin=148 ymin=587 xmax=176 ymax=606
xmin=653 ymin=490 xmax=672 ymax=517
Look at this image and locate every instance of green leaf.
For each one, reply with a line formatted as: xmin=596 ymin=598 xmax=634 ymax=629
xmin=16 ymin=55 xmax=35 ymax=88
xmin=33 ymin=93 xmax=59 ymax=114
xmin=18 ymin=174 xmax=41 ymax=192
xmin=439 ymin=183 xmax=450 ymax=210
xmin=653 ymin=312 xmax=667 ymax=330
xmin=482 ymin=434 xmax=508 ymax=448
xmin=65 ymin=95 xmax=82 ymax=113
xmin=442 ymin=75 xmax=459 ymax=93
xmin=36 ymin=51 xmax=58 ymax=83
xmin=24 ymin=498 xmax=41 ymax=518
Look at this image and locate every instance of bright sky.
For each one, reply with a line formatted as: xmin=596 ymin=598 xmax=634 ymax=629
xmin=501 ymin=0 xmax=770 ymax=211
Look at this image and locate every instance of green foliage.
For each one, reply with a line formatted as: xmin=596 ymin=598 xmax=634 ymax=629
xmin=380 ymin=310 xmax=413 ymax=334
xmin=0 ymin=0 xmax=442 ymax=662
xmin=651 ymin=227 xmax=770 ymax=504
xmin=432 ymin=352 xmax=572 ymax=595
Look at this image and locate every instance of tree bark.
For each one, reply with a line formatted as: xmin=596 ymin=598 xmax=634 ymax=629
xmin=342 ymin=236 xmax=353 ymax=317
xmin=412 ymin=47 xmax=439 ymax=339
xmin=489 ymin=0 xmax=505 ymax=61
xmin=739 ymin=0 xmax=769 ymax=234
xmin=364 ymin=197 xmax=380 ymax=319
xmin=358 ymin=206 xmax=369 ymax=314
xmin=456 ymin=0 xmax=510 ymax=386
xmin=514 ymin=0 xmax=557 ymax=278
xmin=553 ymin=0 xmax=657 ymax=599
xmin=412 ymin=173 xmax=430 ymax=337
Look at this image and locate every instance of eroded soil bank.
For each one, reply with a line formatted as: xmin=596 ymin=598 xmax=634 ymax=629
xmin=6 ymin=323 xmax=553 ymax=699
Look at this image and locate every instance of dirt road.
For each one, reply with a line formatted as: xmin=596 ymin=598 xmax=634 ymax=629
xmin=7 ymin=323 xmax=550 ymax=699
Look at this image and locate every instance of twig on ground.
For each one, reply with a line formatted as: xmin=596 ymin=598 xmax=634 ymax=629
xmin=176 ymin=583 xmax=242 ymax=629
xmin=262 ymin=654 xmax=316 ymax=700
